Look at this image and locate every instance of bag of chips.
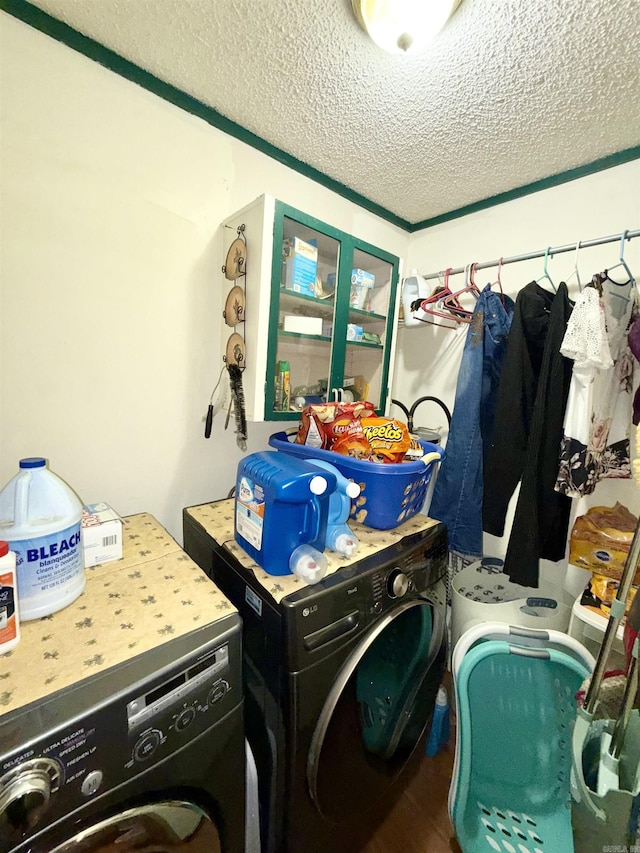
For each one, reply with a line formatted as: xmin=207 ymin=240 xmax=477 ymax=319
xmin=360 ymin=417 xmax=411 ymax=464
xmin=295 ymin=401 xmax=375 ymax=448
xmin=331 ymin=419 xmax=373 ymax=460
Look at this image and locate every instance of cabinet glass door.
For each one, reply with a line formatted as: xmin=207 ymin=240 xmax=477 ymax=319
xmin=265 ymin=203 xmax=399 ymax=420
xmin=338 ymin=244 xmax=397 ymax=412
xmin=267 ymin=213 xmax=340 ymax=418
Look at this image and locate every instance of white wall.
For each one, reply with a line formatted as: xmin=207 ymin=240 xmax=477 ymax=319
xmin=0 ymin=14 xmax=409 ymax=542
xmin=394 ymin=162 xmax=640 ymax=591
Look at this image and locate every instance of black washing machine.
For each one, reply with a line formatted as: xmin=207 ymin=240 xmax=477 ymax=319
xmin=0 ymin=614 xmax=245 ymax=853
xmin=184 ymin=505 xmax=448 ymax=853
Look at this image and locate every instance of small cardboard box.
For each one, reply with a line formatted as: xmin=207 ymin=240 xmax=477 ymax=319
xmin=283 ymin=237 xmax=318 ymax=296
xmin=350 ymin=269 xmax=375 ymax=310
xmin=283 ymin=315 xmax=324 ymax=335
xmin=81 ymin=503 xmax=123 ymax=568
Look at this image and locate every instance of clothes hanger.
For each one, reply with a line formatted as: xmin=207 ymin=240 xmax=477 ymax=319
xmin=604 ymin=230 xmax=635 ymax=289
xmin=564 ymin=240 xmax=582 ymax=292
xmin=417 ymin=268 xmax=472 ymax=327
xmin=491 ymin=257 xmax=505 ymax=306
xmin=440 ymin=262 xmax=481 ymax=316
xmin=536 ymin=246 xmax=556 ymax=293
xmin=418 ymin=269 xmax=470 ymax=325
xmin=436 ymin=266 xmax=477 ymax=321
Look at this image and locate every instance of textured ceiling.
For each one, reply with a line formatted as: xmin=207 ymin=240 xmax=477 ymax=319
xmin=13 ymin=0 xmax=640 ymax=227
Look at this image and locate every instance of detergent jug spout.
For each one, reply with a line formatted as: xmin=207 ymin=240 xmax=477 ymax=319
xmin=307 ymin=459 xmax=361 ymax=558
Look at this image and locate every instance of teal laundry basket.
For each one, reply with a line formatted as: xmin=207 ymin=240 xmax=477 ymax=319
xmin=450 ymin=640 xmax=590 ymax=853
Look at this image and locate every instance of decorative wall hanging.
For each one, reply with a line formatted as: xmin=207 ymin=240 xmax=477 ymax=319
xmin=204 ymin=223 xmax=248 ymax=450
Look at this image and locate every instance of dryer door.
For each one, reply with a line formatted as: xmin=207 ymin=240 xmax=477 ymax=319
xmin=48 ymin=801 xmax=221 ymax=852
xmin=307 ymin=598 xmax=445 ymax=822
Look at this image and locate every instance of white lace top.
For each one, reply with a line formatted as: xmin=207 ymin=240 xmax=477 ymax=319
xmin=560 ymin=285 xmax=612 ymax=369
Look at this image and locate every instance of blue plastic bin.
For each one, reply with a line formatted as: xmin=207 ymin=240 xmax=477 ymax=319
xmin=268 ymin=431 xmax=444 ymax=530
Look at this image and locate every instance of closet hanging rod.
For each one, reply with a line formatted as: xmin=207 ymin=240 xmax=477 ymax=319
xmin=418 ymin=229 xmax=640 ymax=282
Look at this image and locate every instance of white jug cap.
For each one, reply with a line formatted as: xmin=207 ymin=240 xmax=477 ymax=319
xmin=309 ymin=475 xmax=328 ymax=495
xmin=334 ymin=532 xmax=359 ymax=558
xmin=345 ymin=481 xmax=361 ymax=499
xmin=290 ymin=545 xmax=328 ymax=585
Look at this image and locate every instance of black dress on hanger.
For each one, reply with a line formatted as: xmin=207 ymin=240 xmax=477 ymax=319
xmin=483 ymin=280 xmax=574 ymax=587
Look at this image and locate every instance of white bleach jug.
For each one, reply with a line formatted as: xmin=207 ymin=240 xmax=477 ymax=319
xmin=0 ymin=457 xmax=85 ymax=620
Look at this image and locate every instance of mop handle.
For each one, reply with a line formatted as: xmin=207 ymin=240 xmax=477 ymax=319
xmin=609 ymin=639 xmax=638 ymax=761
xmin=584 ymin=517 xmax=640 ymax=715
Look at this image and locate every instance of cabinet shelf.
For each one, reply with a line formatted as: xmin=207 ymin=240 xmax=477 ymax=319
xmin=279 ymin=289 xmax=336 ymax=315
xmin=349 ymin=307 xmax=386 ymax=321
xmin=278 ymin=331 xmax=332 ymax=343
xmin=346 ymin=339 xmax=383 ymax=349
xmin=278 ymin=330 xmax=383 ymax=348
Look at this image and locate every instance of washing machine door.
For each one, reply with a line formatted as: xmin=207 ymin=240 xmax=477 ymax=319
xmin=48 ymin=801 xmax=221 ymax=852
xmin=307 ymin=598 xmax=445 ymax=823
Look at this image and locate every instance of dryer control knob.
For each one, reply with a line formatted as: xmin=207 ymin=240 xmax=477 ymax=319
xmin=387 ymin=569 xmax=409 ymax=598
xmin=133 ymin=729 xmax=162 ymax=762
xmin=207 ymin=680 xmax=229 ymax=706
xmin=0 ymin=758 xmax=62 ymax=836
xmin=175 ymin=707 xmax=196 ymax=731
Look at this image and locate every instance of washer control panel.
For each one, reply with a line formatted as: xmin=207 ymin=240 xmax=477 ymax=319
xmin=370 ymin=523 xmax=447 ymax=612
xmin=125 ymin=643 xmax=230 ymax=767
xmin=126 ymin=643 xmax=229 ymax=732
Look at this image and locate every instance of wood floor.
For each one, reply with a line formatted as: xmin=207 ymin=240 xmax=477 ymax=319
xmin=360 ymin=732 xmax=461 ymax=853
xmin=360 ymin=671 xmax=462 ymax=853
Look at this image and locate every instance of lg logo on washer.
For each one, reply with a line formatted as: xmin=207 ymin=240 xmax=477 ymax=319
xmin=302 ymin=605 xmax=318 ymax=617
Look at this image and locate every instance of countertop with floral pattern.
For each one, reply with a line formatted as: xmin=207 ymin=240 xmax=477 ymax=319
xmin=185 ymin=499 xmax=439 ymax=604
xmin=0 ymin=513 xmax=236 ymax=713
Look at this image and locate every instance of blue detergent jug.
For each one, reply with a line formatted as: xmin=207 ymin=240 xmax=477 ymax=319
xmin=308 ymin=459 xmax=361 ymax=558
xmin=235 ymin=451 xmax=336 ymax=576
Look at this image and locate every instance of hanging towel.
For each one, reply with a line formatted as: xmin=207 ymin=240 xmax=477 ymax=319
xmin=429 ymin=285 xmax=514 ymax=561
xmin=483 ymin=281 xmax=573 ymax=587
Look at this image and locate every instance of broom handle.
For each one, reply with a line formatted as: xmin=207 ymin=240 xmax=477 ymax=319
xmin=584 ymin=517 xmax=640 ymax=715
xmin=609 ymin=643 xmax=638 ymax=760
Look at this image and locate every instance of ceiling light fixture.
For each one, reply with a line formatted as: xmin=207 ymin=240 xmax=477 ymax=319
xmin=352 ymin=0 xmax=463 ymax=55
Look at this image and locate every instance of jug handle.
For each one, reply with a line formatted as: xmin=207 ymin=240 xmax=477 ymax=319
xmin=305 ymin=496 xmax=322 ymax=544
xmin=14 ymin=469 xmax=32 ymax=527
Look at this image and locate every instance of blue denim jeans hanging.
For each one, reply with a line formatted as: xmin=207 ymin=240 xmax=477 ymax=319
xmin=429 ymin=285 xmax=514 ymax=559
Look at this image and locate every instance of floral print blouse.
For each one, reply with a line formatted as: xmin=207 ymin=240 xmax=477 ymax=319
xmin=556 ymin=271 xmax=639 ymax=497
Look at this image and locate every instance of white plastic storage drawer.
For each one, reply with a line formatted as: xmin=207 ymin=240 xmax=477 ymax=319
xmin=567 ymin=596 xmax=625 ymax=670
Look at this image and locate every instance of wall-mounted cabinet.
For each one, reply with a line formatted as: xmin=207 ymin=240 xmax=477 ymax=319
xmin=221 ymin=195 xmax=401 ymax=422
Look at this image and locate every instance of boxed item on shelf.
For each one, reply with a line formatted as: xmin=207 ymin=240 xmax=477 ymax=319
xmin=350 ymin=269 xmax=375 ymax=310
xmin=81 ymin=502 xmax=123 ymax=568
xmin=346 ymin=324 xmax=364 ymax=341
xmin=283 ymin=237 xmax=318 ymax=296
xmin=283 ymin=315 xmax=324 ymax=335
